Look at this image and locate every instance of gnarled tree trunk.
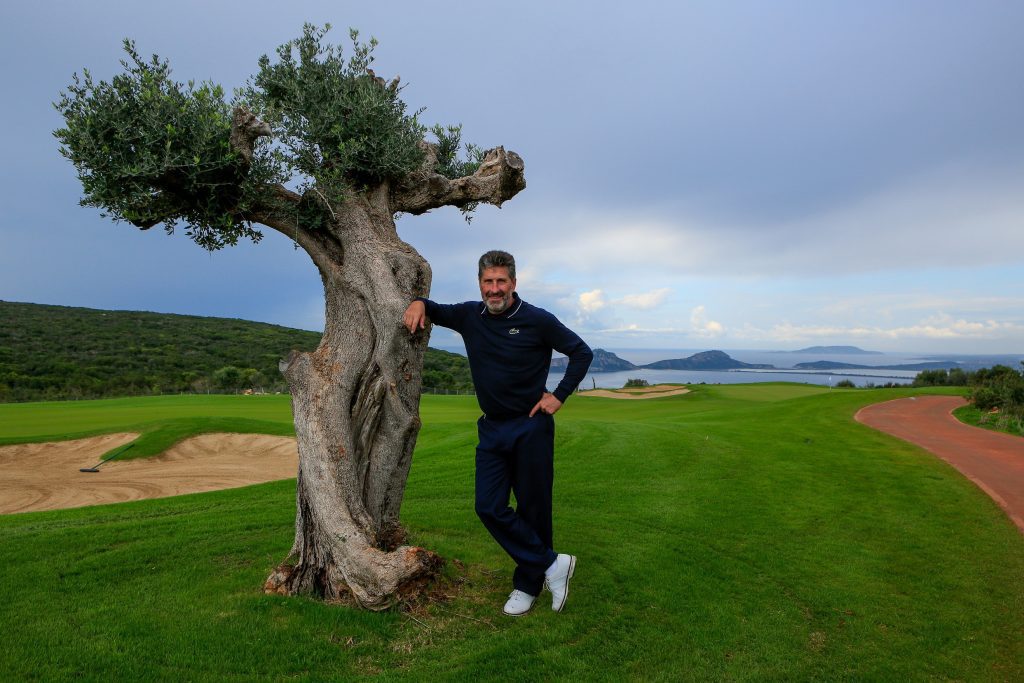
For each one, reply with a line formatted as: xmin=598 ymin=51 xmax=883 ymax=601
xmin=250 ymin=134 xmax=525 ymax=609
xmin=56 ymin=36 xmax=526 ymax=610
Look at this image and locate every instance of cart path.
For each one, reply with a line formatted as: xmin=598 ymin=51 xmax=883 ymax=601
xmin=855 ymin=396 xmax=1024 ymax=533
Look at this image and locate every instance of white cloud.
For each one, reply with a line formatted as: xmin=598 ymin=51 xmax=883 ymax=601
xmin=736 ymin=313 xmax=1024 ymax=344
xmin=598 ymin=324 xmax=689 ymax=334
xmin=614 ymin=288 xmax=672 ymax=309
xmin=894 ymin=314 xmax=1024 ymax=340
xmin=565 ymin=287 xmax=673 ymax=332
xmin=690 ymin=305 xmax=725 ymax=338
xmin=577 ymin=289 xmax=607 ymax=313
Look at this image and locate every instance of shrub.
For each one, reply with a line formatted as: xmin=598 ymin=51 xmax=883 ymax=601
xmin=967 ymin=362 xmax=1024 ymax=433
xmin=971 ymin=386 xmax=1002 ymax=412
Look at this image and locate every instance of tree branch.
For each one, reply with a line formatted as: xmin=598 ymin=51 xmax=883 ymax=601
xmin=227 ymin=107 xmax=347 ymax=272
xmin=248 ymin=185 xmax=344 ymax=275
xmin=390 ymin=145 xmax=525 ymax=215
xmin=230 ymin=106 xmax=273 ymax=165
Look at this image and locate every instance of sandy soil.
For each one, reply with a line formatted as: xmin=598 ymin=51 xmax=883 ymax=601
xmin=578 ymin=384 xmax=691 ymax=399
xmin=857 ymin=396 xmax=1024 ymax=534
xmin=0 ymin=432 xmax=297 ymax=515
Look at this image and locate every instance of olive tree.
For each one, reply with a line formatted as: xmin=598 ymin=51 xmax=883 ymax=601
xmin=55 ymin=25 xmax=525 ymax=609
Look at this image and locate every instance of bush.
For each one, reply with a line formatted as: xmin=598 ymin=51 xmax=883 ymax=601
xmin=914 ymin=368 xmax=967 ymax=386
xmin=971 ymin=386 xmax=1002 ymax=412
xmin=624 ymin=378 xmax=650 ymax=388
xmin=912 ymin=362 xmax=1024 ymax=433
xmin=966 ymin=363 xmax=1024 ymax=433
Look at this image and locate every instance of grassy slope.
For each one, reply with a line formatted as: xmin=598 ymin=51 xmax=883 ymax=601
xmin=0 ymin=386 xmax=1021 ymax=681
xmin=0 ymin=301 xmax=472 ymax=401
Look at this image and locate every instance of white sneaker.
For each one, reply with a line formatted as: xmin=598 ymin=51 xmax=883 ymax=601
xmin=544 ymin=554 xmax=577 ymax=612
xmin=502 ymin=589 xmax=537 ymax=617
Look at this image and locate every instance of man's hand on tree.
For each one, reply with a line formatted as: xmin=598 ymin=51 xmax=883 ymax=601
xmin=403 ymin=300 xmax=428 ymax=334
xmin=529 ymin=392 xmax=563 ymax=417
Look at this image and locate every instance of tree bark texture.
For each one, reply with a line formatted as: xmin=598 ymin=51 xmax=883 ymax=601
xmin=240 ymin=113 xmax=526 ymax=609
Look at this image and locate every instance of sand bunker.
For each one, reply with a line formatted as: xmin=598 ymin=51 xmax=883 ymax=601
xmin=578 ymin=384 xmax=691 ymax=399
xmin=0 ymin=432 xmax=297 ymax=514
xmin=1 ymin=387 xmax=687 ymax=514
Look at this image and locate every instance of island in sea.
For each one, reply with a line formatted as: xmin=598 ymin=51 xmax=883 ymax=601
xmin=776 ymin=345 xmax=884 ymax=355
xmin=551 ymin=349 xmax=773 ymax=372
xmin=792 ymin=360 xmax=957 ymax=371
xmin=549 ymin=346 xmax=970 ymax=373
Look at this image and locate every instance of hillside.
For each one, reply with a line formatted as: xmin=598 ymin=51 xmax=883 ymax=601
xmin=642 ymin=350 xmax=774 ymax=371
xmin=550 ymin=348 xmax=638 ymax=372
xmin=0 ymin=301 xmax=472 ymax=402
xmin=552 ymin=348 xmax=777 ymax=373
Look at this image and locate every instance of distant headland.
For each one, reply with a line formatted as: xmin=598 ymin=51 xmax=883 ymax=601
xmin=550 ymin=347 xmax=970 ymax=374
xmin=551 ymin=349 xmax=773 ymax=372
xmin=774 ymin=345 xmax=883 ymax=355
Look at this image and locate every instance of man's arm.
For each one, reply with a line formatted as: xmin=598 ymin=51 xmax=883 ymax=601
xmin=403 ymin=297 xmax=469 ymax=334
xmin=533 ymin=313 xmax=593 ymax=415
xmin=551 ymin=336 xmax=593 ymax=403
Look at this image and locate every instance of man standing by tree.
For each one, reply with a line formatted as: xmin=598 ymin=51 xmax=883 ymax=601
xmin=404 ymin=250 xmax=593 ymax=616
xmin=56 ymin=26 xmax=528 ymax=609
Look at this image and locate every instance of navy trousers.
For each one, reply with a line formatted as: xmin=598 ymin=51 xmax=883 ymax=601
xmin=475 ymin=413 xmax=559 ymax=596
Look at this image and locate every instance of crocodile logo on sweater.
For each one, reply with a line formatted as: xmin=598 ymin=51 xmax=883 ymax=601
xmin=509 ymin=328 xmax=520 ymax=335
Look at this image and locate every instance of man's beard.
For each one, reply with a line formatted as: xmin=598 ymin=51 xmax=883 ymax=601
xmin=485 ymin=293 xmax=512 ymax=314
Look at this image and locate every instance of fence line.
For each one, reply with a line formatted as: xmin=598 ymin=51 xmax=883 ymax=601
xmin=420 ymin=387 xmax=476 ymax=396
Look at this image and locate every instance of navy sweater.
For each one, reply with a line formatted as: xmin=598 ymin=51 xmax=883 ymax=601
xmin=418 ymin=293 xmax=593 ymax=419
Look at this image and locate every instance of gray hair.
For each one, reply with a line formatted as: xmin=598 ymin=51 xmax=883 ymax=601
xmin=478 ymin=250 xmax=516 ymax=281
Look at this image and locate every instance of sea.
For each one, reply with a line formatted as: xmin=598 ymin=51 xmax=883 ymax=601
xmin=438 ymin=346 xmax=1024 ymax=390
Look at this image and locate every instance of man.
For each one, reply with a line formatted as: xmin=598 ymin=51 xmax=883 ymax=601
xmin=403 ymin=250 xmax=593 ymax=616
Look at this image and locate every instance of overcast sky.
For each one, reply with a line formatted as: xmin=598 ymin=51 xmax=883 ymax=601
xmin=2 ymin=1 xmax=1022 ymax=354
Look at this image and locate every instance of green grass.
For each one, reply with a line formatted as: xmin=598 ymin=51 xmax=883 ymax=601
xmin=1 ymin=385 xmax=1022 ymax=681
xmin=954 ymin=403 xmax=1024 ymax=437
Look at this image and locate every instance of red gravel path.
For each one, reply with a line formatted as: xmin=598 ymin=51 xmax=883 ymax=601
xmin=856 ymin=396 xmax=1024 ymax=534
